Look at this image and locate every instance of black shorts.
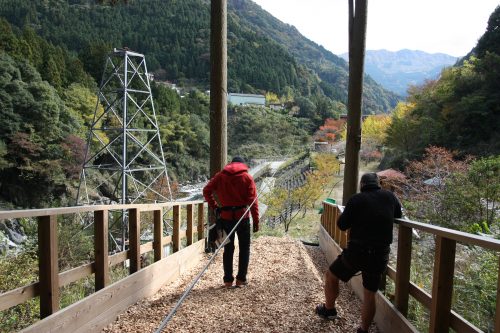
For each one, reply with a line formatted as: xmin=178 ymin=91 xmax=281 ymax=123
xmin=329 ymin=244 xmax=389 ymax=292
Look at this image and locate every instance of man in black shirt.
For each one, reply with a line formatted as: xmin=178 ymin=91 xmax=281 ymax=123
xmin=315 ymin=173 xmax=402 ymax=333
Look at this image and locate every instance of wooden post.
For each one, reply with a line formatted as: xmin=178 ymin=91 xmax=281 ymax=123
xmin=186 ymin=204 xmax=194 ymax=246
xmin=38 ymin=215 xmax=59 ymax=318
xmin=395 ymin=224 xmax=413 ymax=316
xmin=94 ymin=210 xmax=109 ymax=290
xmin=334 ymin=212 xmax=341 ymax=244
xmin=320 ymin=203 xmax=325 ymax=229
xmin=173 ymin=205 xmax=180 ymax=252
xmin=342 ymin=0 xmax=367 ymax=204
xmin=429 ymin=236 xmax=456 ymax=333
xmin=322 ymin=203 xmax=327 ymax=233
xmin=323 ymin=203 xmax=328 ymax=234
xmin=495 ymin=256 xmax=500 ymax=333
xmin=328 ymin=205 xmax=334 ymax=237
xmin=339 ymin=206 xmax=349 ymax=249
xmin=129 ymin=208 xmax=140 ymax=274
xmin=209 ymin=0 xmax=228 ymax=177
xmin=153 ymin=209 xmax=163 ymax=262
xmin=197 ymin=203 xmax=205 ymax=241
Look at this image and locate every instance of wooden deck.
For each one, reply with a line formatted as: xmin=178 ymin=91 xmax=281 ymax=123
xmin=103 ymin=236 xmax=377 ymax=333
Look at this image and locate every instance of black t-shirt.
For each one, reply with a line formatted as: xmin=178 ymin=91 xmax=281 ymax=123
xmin=337 ymin=184 xmax=402 ymax=247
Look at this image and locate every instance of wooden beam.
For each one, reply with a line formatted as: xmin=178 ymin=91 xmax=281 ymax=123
xmin=0 ymin=200 xmax=204 ymax=220
xmin=395 ymin=224 xmax=413 ymax=316
xmin=429 ymin=236 xmax=456 ymax=333
xmin=173 ymin=205 xmax=180 ymax=252
xmin=342 ymin=0 xmax=367 ymax=204
xmin=153 ymin=209 xmax=163 ymax=261
xmin=197 ymin=203 xmax=204 ymax=241
xmin=109 ymin=251 xmax=128 ymax=267
xmin=162 ymin=235 xmax=173 ymax=247
xmin=209 ymin=0 xmax=228 ymax=176
xmin=186 ymin=204 xmax=194 ymax=246
xmin=38 ymin=215 xmax=59 ymax=318
xmin=0 ymin=283 xmax=38 ymax=312
xmin=129 ymin=208 xmax=141 ymax=274
xmin=60 ymin=264 xmax=94 ymax=288
xmin=398 ymin=218 xmax=500 ymax=251
xmin=94 ymin=210 xmax=109 ymax=290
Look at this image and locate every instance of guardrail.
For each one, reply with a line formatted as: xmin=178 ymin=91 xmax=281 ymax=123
xmin=320 ymin=201 xmax=500 ymax=333
xmin=0 ymin=201 xmax=205 ymax=321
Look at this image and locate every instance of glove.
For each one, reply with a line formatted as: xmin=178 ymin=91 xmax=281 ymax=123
xmin=253 ymin=222 xmax=259 ymax=233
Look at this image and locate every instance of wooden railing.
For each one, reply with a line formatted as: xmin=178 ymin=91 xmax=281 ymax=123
xmin=0 ymin=201 xmax=205 ymax=320
xmin=320 ymin=201 xmax=500 ymax=333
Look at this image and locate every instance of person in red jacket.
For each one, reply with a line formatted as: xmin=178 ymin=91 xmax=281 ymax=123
xmin=203 ymin=156 xmax=259 ymax=288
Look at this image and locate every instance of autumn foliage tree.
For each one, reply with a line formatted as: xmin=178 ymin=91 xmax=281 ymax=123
xmin=402 ymin=146 xmax=472 ymax=227
xmin=314 ymin=118 xmax=346 ymax=143
xmin=264 ymin=153 xmax=340 ymax=232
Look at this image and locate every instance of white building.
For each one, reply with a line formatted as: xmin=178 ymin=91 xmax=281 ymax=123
xmin=228 ymin=93 xmax=265 ymax=106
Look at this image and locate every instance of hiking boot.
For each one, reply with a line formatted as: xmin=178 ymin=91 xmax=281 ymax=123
xmin=223 ymin=281 xmax=233 ymax=288
xmin=356 ymin=328 xmax=368 ymax=333
xmin=235 ymin=279 xmax=247 ymax=287
xmin=315 ymin=303 xmax=337 ymax=320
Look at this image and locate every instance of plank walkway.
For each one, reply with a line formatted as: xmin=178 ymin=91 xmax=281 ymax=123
xmin=102 ymin=236 xmax=379 ymax=333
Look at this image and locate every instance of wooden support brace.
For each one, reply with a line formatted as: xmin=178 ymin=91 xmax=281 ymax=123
xmin=197 ymin=203 xmax=204 ymax=241
xmin=321 ymin=203 xmax=326 ymax=233
xmin=153 ymin=209 xmax=163 ymax=262
xmin=173 ymin=205 xmax=180 ymax=252
xmin=429 ymin=236 xmax=456 ymax=333
xmin=327 ymin=205 xmax=333 ymax=237
xmin=186 ymin=204 xmax=194 ymax=246
xmin=94 ymin=210 xmax=109 ymax=290
xmin=38 ymin=215 xmax=59 ymax=318
xmin=129 ymin=208 xmax=141 ymax=274
xmin=395 ymin=224 xmax=413 ymax=316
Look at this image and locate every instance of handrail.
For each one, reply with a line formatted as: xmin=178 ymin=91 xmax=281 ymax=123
xmin=320 ymin=201 xmax=500 ymax=333
xmin=0 ymin=201 xmax=206 ymax=325
xmin=0 ymin=200 xmax=203 ymax=219
xmin=397 ymin=218 xmax=500 ymax=251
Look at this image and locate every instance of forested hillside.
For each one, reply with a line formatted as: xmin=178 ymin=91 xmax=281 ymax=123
xmin=0 ymin=0 xmax=399 ymax=115
xmin=383 ymin=5 xmax=500 ymax=167
xmin=0 ymin=16 xmax=309 ymax=207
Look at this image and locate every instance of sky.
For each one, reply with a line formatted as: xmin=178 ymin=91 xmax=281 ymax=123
xmin=251 ymin=0 xmax=499 ymax=57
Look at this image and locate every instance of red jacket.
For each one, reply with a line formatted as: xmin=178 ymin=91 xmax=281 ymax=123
xmin=203 ymin=162 xmax=259 ymax=225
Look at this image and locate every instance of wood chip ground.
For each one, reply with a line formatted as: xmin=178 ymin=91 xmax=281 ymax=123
xmin=103 ymin=236 xmax=379 ymax=333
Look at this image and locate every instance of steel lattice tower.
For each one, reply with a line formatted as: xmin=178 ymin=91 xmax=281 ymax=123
xmin=76 ymin=49 xmax=172 ymax=248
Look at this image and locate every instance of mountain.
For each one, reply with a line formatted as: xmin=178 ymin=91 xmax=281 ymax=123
xmin=0 ymin=0 xmax=399 ymax=115
xmin=341 ymin=49 xmax=458 ymax=95
xmin=229 ymin=0 xmax=401 ymax=113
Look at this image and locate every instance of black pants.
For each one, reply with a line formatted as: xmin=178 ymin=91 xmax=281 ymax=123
xmin=222 ymin=218 xmax=251 ymax=283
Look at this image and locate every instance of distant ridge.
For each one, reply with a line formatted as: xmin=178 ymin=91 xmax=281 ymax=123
xmin=341 ymin=49 xmax=458 ymax=95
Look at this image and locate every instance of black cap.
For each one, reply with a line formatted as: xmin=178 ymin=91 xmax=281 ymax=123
xmin=231 ymin=156 xmax=245 ymax=163
xmin=360 ymin=173 xmax=379 ymax=186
